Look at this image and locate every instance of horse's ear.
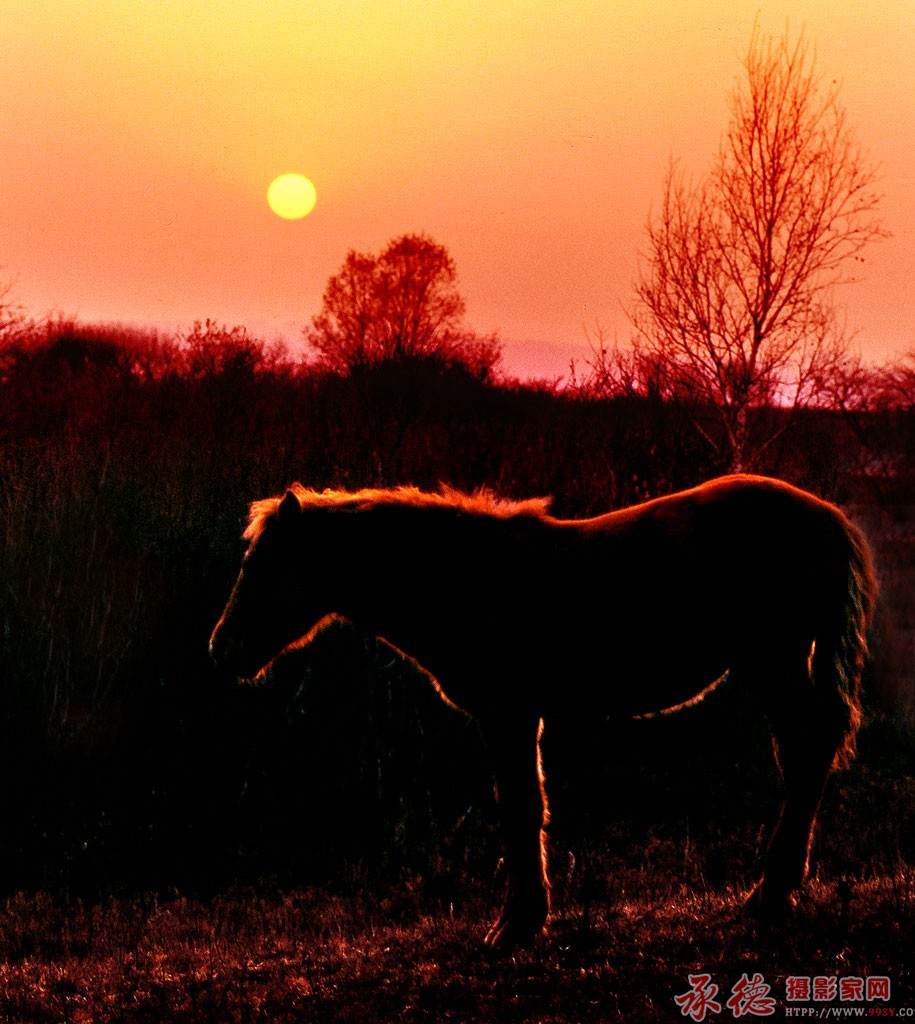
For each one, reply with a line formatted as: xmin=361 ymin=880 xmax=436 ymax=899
xmin=278 ymin=489 xmax=301 ymax=526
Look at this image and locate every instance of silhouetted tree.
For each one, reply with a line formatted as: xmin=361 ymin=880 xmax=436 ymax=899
xmin=634 ymin=28 xmax=886 ymax=471
xmin=873 ymin=353 xmax=915 ymax=411
xmin=306 ymin=233 xmax=501 ymax=379
xmin=180 ymin=319 xmax=290 ymax=379
xmin=0 ymin=282 xmax=30 ymax=382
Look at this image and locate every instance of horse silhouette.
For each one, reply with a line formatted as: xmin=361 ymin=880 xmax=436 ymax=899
xmin=210 ymin=474 xmax=876 ymax=948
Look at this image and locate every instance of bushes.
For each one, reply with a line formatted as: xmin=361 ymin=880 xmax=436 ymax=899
xmin=0 ymin=320 xmax=911 ymax=895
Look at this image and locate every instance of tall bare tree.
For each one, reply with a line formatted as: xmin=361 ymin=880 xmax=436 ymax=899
xmin=634 ymin=28 xmax=886 ymax=471
xmin=306 ymin=233 xmax=500 ymax=379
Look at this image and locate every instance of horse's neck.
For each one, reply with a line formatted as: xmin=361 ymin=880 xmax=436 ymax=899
xmin=331 ymin=506 xmax=455 ymax=641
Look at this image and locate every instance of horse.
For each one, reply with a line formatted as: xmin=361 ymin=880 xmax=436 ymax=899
xmin=209 ymin=474 xmax=877 ymax=949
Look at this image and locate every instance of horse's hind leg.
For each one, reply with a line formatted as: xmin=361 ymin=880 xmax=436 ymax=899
xmin=747 ymin=657 xmax=849 ymax=920
xmin=482 ymin=713 xmax=550 ymax=949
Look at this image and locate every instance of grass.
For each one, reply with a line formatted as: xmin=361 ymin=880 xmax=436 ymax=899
xmin=2 ymin=326 xmax=915 ymax=1020
xmin=1 ymin=858 xmax=913 ymax=1023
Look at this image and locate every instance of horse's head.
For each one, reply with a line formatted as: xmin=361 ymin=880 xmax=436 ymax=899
xmin=210 ymin=489 xmax=324 ymax=678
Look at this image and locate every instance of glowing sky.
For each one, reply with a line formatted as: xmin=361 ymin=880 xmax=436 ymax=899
xmin=2 ymin=1 xmax=914 ymax=380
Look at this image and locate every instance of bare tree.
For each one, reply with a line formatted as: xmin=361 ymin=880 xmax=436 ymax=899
xmin=0 ymin=280 xmax=34 ymax=384
xmin=0 ymin=280 xmax=28 ymax=339
xmin=306 ymin=233 xmax=500 ymax=379
xmin=634 ymin=27 xmax=886 ymax=471
xmin=180 ymin=319 xmax=281 ymax=379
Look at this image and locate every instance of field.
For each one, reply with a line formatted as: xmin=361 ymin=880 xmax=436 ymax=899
xmin=2 ymin=860 xmax=914 ymax=1022
xmin=1 ymin=323 xmax=914 ymax=1021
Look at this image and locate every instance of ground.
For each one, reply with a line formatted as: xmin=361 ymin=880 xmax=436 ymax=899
xmin=1 ymin=862 xmax=912 ymax=1023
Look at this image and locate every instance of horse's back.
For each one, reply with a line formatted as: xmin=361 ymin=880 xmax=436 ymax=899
xmin=527 ymin=476 xmax=870 ymax=716
xmin=580 ymin=475 xmax=858 ymax=574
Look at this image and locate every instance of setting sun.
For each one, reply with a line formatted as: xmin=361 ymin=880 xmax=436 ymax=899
xmin=3 ymin=1 xmax=914 ymax=376
xmin=267 ymin=173 xmax=317 ymax=220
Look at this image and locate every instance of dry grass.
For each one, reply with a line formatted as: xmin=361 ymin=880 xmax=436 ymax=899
xmin=1 ymin=863 xmax=913 ymax=1023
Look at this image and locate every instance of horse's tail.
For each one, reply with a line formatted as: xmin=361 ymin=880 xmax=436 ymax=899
xmin=813 ymin=513 xmax=878 ymax=769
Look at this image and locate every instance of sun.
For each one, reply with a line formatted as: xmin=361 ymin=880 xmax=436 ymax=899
xmin=267 ymin=173 xmax=317 ymax=219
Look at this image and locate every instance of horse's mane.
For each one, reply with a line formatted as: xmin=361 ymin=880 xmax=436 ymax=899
xmin=244 ymin=483 xmax=553 ymax=541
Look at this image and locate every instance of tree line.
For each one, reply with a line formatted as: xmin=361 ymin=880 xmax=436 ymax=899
xmin=4 ymin=27 xmax=902 ymax=473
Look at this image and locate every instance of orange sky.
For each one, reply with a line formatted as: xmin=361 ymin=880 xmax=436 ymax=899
xmin=2 ymin=1 xmax=914 ymax=381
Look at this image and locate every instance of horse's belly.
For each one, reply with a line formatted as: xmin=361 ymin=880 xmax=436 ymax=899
xmin=556 ymin=616 xmax=732 ymax=717
xmin=622 ymin=661 xmax=730 ymax=716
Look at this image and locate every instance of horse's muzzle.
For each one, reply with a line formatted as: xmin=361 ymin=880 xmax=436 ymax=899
xmin=209 ymin=623 xmax=264 ymax=680
xmin=208 ymin=622 xmax=237 ymax=671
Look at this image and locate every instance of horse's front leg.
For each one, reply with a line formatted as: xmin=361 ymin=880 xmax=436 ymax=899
xmin=482 ymin=714 xmax=550 ymax=949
